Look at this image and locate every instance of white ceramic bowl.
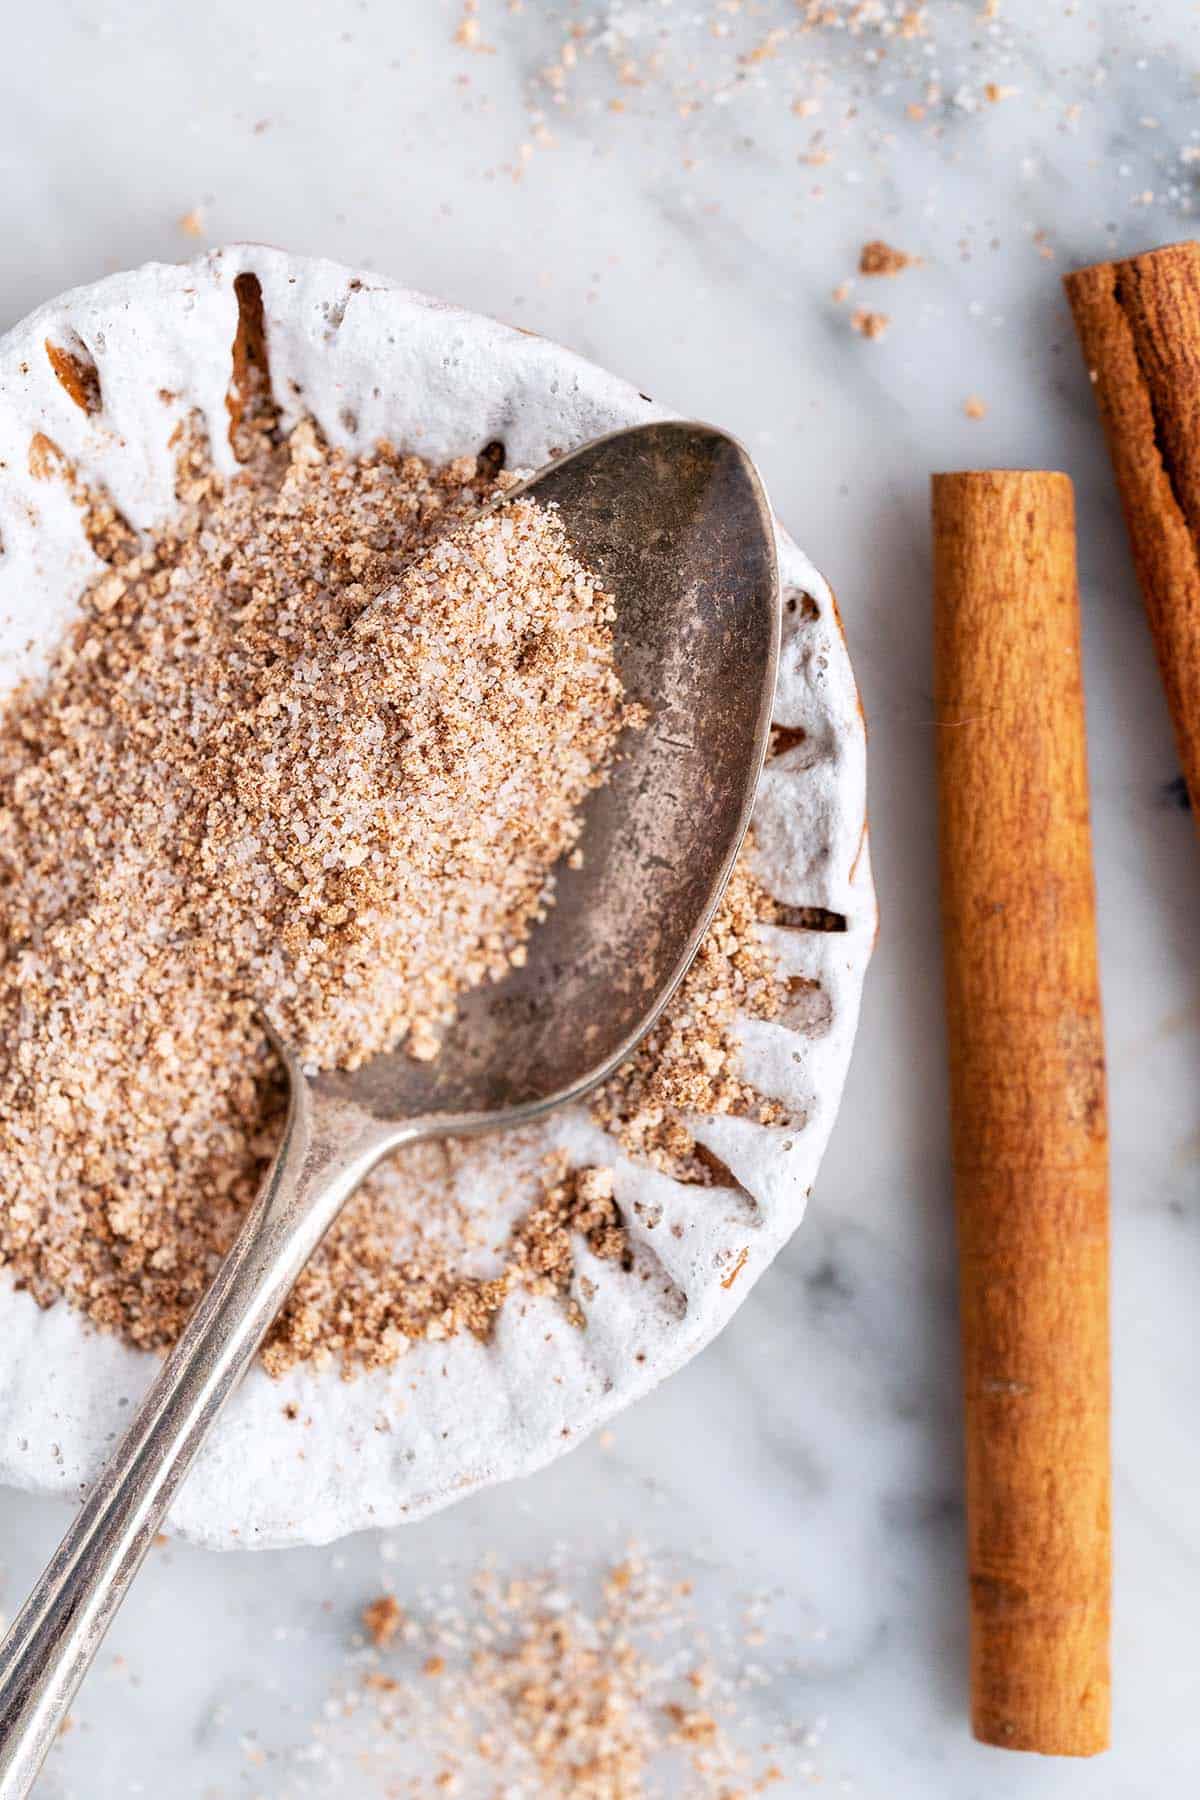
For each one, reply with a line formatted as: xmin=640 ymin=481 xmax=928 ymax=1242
xmin=0 ymin=248 xmax=874 ymax=1548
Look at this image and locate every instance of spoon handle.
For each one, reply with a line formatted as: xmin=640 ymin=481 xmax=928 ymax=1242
xmin=0 ymin=1062 xmax=388 ymax=1799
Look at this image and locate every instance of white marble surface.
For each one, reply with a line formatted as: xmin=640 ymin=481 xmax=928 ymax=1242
xmin=2 ymin=0 xmax=1200 ymax=1792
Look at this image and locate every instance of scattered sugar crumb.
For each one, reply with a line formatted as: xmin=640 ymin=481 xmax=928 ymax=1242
xmin=362 ymin=1595 xmax=405 ymax=1648
xmin=301 ymin=1550 xmax=828 ymax=1798
xmin=453 ymin=0 xmax=489 ymax=49
xmin=858 ymin=239 xmax=917 ymax=276
xmin=851 ymin=307 xmax=890 ymax=340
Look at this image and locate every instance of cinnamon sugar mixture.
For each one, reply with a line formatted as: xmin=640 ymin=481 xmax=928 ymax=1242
xmin=591 ymin=854 xmax=783 ymax=1176
xmin=0 ymin=420 xmax=782 ymax=1372
xmin=303 ymin=1551 xmax=804 ymax=1797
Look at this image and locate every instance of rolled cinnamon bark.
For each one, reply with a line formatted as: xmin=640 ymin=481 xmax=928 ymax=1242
xmin=1065 ymin=242 xmax=1200 ymax=814
xmin=932 ymin=471 xmax=1111 ymax=1758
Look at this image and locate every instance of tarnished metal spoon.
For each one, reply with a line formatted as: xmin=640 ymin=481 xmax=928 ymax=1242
xmin=0 ymin=420 xmax=779 ymax=1796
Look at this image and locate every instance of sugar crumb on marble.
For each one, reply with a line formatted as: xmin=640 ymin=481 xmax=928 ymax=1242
xmin=329 ymin=1550 xmax=816 ymax=1797
xmin=361 ymin=1594 xmax=405 ymax=1648
xmin=850 ymin=306 xmax=891 ymax=340
xmin=858 ymin=239 xmax=918 ymax=276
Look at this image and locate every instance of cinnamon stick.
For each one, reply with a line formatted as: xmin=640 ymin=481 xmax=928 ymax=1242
xmin=1065 ymin=242 xmax=1200 ymax=813
xmin=932 ymin=471 xmax=1111 ymax=1758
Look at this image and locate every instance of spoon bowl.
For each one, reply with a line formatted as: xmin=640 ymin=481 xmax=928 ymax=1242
xmin=0 ymin=420 xmax=780 ymax=1798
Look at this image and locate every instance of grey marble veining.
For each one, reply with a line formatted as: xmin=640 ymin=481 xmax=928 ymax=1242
xmin=3 ymin=0 xmax=1200 ymax=1792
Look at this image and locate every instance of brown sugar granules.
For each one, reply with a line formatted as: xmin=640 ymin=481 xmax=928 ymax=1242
xmin=0 ymin=415 xmax=785 ymax=1373
xmin=858 ymin=238 xmax=918 ymax=276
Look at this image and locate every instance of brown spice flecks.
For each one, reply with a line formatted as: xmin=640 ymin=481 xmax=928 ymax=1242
xmin=851 ymin=307 xmax=891 ymax=341
xmin=858 ymin=239 xmax=917 ymax=277
xmin=0 ymin=415 xmax=784 ymax=1374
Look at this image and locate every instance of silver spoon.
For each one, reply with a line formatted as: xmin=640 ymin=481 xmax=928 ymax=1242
xmin=0 ymin=419 xmax=779 ymax=1797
